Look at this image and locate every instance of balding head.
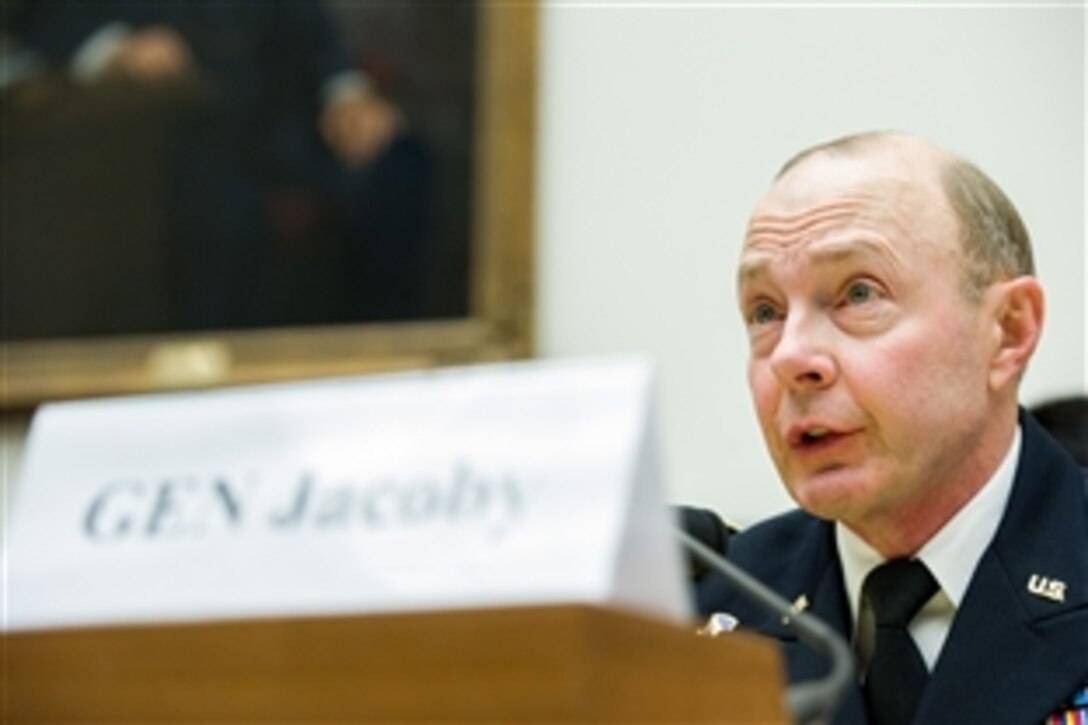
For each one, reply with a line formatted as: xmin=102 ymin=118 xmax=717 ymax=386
xmin=770 ymin=131 xmax=1034 ymax=301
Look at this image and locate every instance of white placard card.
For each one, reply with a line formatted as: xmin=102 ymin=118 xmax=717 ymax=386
xmin=5 ymin=357 xmax=689 ymax=631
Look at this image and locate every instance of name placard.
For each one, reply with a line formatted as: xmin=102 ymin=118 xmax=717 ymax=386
xmin=6 ymin=357 xmax=689 ymax=631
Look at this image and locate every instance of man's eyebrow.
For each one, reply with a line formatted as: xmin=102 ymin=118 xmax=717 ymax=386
xmin=737 ymin=237 xmax=902 ymax=286
xmin=736 ymin=256 xmax=771 ymax=286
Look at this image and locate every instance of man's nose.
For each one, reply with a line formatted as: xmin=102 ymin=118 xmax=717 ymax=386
xmin=769 ymin=313 xmax=838 ymax=392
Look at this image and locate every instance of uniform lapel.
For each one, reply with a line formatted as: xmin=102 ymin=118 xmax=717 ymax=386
xmin=916 ymin=413 xmax=1088 ymax=724
xmin=752 ymin=522 xmax=869 ymax=725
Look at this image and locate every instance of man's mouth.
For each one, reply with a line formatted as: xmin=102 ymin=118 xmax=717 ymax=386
xmin=787 ymin=424 xmax=851 ymax=450
xmin=801 ymin=427 xmax=831 ymax=443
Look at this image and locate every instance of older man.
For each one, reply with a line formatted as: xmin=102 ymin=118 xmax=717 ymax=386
xmin=696 ymin=132 xmax=1087 ymax=724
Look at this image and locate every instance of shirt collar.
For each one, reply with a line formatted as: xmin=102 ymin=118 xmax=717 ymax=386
xmin=836 ymin=425 xmax=1022 ymax=624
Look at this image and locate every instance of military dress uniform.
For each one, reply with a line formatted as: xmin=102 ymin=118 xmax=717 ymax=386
xmin=695 ymin=411 xmax=1088 ymax=724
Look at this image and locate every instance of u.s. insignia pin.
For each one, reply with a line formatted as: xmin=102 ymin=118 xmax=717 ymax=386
xmin=1027 ymin=574 xmax=1067 ymax=603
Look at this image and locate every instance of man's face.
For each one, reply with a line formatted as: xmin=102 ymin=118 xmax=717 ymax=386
xmin=737 ymin=143 xmax=1000 ymax=537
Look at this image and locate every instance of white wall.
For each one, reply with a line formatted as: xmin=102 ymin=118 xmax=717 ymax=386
xmin=537 ymin=3 xmax=1086 ymax=525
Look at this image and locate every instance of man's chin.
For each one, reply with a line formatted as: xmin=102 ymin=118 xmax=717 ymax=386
xmin=787 ymin=468 xmax=875 ymax=519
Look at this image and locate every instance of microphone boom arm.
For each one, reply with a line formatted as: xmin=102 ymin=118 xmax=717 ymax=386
xmin=675 ymin=527 xmax=855 ymax=724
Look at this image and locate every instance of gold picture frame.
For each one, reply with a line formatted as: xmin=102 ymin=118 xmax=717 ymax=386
xmin=1 ymin=2 xmax=536 ymax=409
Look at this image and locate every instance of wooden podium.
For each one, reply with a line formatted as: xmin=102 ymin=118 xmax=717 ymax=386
xmin=2 ymin=605 xmax=787 ymax=722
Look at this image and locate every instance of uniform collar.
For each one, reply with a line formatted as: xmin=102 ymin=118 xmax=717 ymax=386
xmin=836 ymin=425 xmax=1022 ymax=624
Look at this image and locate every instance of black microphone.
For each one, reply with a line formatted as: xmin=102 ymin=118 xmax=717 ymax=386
xmin=675 ymin=505 xmax=735 ymax=580
xmin=672 ymin=505 xmax=854 ymax=725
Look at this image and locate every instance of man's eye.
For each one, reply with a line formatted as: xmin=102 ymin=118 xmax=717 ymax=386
xmin=844 ymin=281 xmax=878 ymax=305
xmin=749 ymin=301 xmax=780 ymax=325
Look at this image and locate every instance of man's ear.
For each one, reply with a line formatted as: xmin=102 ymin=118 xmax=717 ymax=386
xmin=987 ymin=276 xmax=1045 ymax=392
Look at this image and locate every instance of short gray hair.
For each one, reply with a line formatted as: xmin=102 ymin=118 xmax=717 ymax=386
xmin=941 ymin=156 xmax=1034 ymax=300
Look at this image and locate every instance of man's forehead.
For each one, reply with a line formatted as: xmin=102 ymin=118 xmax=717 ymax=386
xmin=743 ymin=141 xmax=957 ymax=260
xmin=737 ymin=138 xmax=963 ymax=286
xmin=754 ymin=139 xmax=947 ymax=219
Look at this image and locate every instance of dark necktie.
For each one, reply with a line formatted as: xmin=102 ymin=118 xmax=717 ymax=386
xmin=862 ymin=558 xmax=939 ymax=725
